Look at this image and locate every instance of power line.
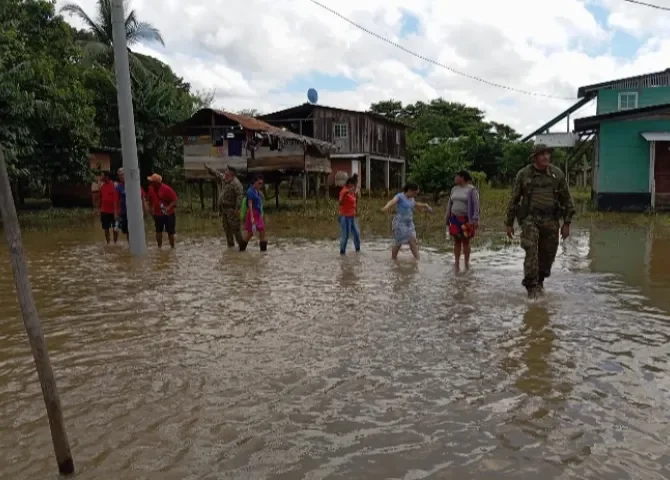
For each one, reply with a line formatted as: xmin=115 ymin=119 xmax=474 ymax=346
xmin=623 ymin=0 xmax=670 ymax=11
xmin=308 ymin=0 xmax=575 ymax=100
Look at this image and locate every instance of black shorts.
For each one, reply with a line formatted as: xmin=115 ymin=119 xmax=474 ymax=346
xmin=100 ymin=212 xmax=115 ymax=230
xmin=153 ymin=214 xmax=176 ymax=234
xmin=120 ymin=214 xmax=129 ymax=234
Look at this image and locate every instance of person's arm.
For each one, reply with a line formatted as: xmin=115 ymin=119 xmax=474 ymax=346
xmin=338 ymin=189 xmax=349 ymax=205
xmin=557 ymin=174 xmax=575 ymax=225
xmin=415 ymin=202 xmax=432 ymax=210
xmin=164 ymin=187 xmax=178 ymax=211
xmin=381 ymin=196 xmax=399 ymax=213
xmin=113 ymin=188 xmax=120 ymax=218
xmin=204 ymin=164 xmax=225 ymax=182
xmin=505 ymin=172 xmax=523 ymax=227
xmin=470 ymin=188 xmax=480 ymax=225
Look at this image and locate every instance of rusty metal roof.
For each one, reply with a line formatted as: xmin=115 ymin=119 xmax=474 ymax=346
xmin=208 ymin=109 xmax=338 ymax=153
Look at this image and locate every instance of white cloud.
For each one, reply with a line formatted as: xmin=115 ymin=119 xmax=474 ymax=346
xmin=57 ymin=0 xmax=670 ymax=135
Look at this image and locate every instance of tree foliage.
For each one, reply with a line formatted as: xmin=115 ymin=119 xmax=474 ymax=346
xmin=1 ymin=0 xmax=205 ymax=195
xmin=370 ymin=97 xmax=589 ymax=194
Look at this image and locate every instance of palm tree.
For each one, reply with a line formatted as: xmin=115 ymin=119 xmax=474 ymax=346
xmin=60 ymin=0 xmax=164 ymax=64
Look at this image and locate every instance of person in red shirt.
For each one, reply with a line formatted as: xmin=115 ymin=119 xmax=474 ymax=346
xmin=145 ymin=173 xmax=178 ymax=248
xmin=338 ymin=176 xmax=360 ymax=255
xmin=98 ymin=171 xmax=119 ymax=244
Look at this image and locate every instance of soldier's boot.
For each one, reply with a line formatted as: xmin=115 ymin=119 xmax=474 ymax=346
xmin=239 ymin=240 xmax=248 ymax=251
xmin=526 ymin=286 xmax=538 ymax=299
xmin=259 ymin=241 xmax=267 ymax=252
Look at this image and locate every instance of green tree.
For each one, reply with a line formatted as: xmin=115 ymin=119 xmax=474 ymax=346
xmin=409 ymin=141 xmax=471 ymax=202
xmin=60 ymin=0 xmax=164 ymax=66
xmin=368 ymin=99 xmax=405 ymax=120
xmin=1 ymin=0 xmax=97 ymax=199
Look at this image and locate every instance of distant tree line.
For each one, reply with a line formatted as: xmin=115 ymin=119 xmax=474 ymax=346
xmin=368 ymin=99 xmax=590 ymax=197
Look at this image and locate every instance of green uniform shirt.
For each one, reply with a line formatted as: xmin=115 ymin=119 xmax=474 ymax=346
xmin=505 ymin=164 xmax=576 ymax=227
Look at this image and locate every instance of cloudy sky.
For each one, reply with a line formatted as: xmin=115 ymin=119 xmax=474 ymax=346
xmin=57 ymin=0 xmax=670 ymax=136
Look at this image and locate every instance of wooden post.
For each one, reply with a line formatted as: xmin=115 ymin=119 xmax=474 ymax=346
xmin=365 ymin=154 xmax=371 ymax=196
xmin=401 ymin=160 xmax=406 ymax=187
xmin=0 ymin=148 xmax=74 ymax=475
xmin=212 ymin=181 xmax=217 ymax=211
xmin=187 ymin=181 xmax=192 ymax=212
xmin=384 ymin=159 xmax=390 ymax=196
xmin=303 ymin=150 xmax=307 ymax=211
xmin=198 ymin=180 xmax=204 ymax=210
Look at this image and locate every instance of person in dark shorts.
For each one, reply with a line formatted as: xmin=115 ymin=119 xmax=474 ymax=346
xmin=114 ymin=168 xmax=146 ymax=240
xmin=146 ymin=173 xmax=178 ymax=248
xmin=98 ymin=171 xmax=119 ymax=244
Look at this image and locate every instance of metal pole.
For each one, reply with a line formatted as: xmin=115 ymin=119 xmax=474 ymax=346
xmin=0 ymin=148 xmax=74 ymax=475
xmin=111 ymin=0 xmax=147 ymax=255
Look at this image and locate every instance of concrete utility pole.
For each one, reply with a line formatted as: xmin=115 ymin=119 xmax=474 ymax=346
xmin=111 ymin=0 xmax=147 ymax=255
xmin=0 ymin=149 xmax=74 ymax=475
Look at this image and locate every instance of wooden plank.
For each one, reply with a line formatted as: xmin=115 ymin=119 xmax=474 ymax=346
xmin=0 ymin=148 xmax=74 ymax=475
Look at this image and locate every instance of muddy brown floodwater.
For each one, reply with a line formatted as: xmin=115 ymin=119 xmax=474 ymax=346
xmin=1 ymin=222 xmax=670 ymax=479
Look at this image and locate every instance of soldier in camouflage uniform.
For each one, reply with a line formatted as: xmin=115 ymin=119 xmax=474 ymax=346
xmin=505 ymin=144 xmax=576 ymax=298
xmin=205 ymin=164 xmax=245 ymax=249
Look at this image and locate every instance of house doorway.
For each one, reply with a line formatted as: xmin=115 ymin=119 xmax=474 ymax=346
xmin=655 ymin=141 xmax=670 ymax=209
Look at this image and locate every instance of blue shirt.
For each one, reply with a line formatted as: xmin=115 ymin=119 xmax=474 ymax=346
xmin=395 ymin=192 xmax=415 ymax=223
xmin=115 ymin=183 xmax=126 ymax=215
xmin=247 ymin=187 xmax=263 ymax=213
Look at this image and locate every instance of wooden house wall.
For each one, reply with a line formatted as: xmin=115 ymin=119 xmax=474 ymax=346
xmin=312 ymin=108 xmax=406 ymax=159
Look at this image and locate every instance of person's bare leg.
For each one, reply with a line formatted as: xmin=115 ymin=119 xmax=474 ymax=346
xmin=454 ymin=238 xmax=462 ymax=270
xmin=168 ymin=234 xmax=175 ymax=248
xmin=391 ymin=245 xmax=401 ymax=260
xmin=156 ymin=232 xmax=163 ymax=248
xmin=113 ymin=229 xmax=119 ymax=244
xmin=409 ymin=238 xmax=420 ymax=260
xmin=463 ymin=239 xmax=471 ymax=269
xmin=104 ymin=228 xmax=110 ymax=244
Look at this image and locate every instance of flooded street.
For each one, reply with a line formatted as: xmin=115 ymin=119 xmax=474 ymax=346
xmin=2 ymin=223 xmax=670 ymax=479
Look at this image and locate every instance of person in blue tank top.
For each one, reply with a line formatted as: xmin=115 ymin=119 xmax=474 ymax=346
xmin=381 ymin=183 xmax=433 ymax=260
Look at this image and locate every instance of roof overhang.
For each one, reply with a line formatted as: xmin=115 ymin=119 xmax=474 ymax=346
xmin=574 ymin=103 xmax=670 ymax=132
xmin=535 ymin=132 xmax=580 ymax=147
xmin=641 ymin=132 xmax=670 ymax=142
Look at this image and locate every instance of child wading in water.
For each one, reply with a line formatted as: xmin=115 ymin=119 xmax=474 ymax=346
xmin=240 ymin=174 xmax=267 ymax=251
xmin=382 ymin=183 xmax=433 ymax=260
xmin=338 ymin=176 xmax=360 ymax=255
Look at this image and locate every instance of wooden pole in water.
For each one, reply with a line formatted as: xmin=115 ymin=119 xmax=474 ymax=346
xmin=0 ymin=148 xmax=74 ymax=475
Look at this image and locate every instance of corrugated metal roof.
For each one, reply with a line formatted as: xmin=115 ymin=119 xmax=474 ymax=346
xmin=210 ymin=109 xmax=338 ymax=153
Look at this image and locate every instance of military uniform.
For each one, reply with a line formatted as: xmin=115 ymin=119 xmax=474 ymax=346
xmin=505 ymin=145 xmax=575 ymax=296
xmin=207 ymin=166 xmax=244 ymax=247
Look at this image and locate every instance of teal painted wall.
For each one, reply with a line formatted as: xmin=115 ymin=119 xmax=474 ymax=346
xmin=598 ymin=118 xmax=670 ymax=192
xmin=597 ymin=87 xmax=670 ymax=114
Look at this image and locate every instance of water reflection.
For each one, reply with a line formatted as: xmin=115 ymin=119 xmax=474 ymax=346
xmin=1 ymin=224 xmax=670 ymax=478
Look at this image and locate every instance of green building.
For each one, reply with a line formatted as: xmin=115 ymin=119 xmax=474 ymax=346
xmin=523 ymin=69 xmax=670 ymax=212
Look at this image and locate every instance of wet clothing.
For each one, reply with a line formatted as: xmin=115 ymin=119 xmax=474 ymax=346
xmin=100 ymin=212 xmax=115 ymax=230
xmin=246 ymin=186 xmax=263 ymax=215
xmin=392 ymin=193 xmax=416 ymax=246
xmin=147 ymin=183 xmax=177 ymax=216
xmin=154 ymin=213 xmax=176 ymax=234
xmin=339 ymin=216 xmax=360 ymax=254
xmin=339 ymin=187 xmax=357 ymax=216
xmin=207 ymin=168 xmax=244 ymax=247
xmin=447 ymin=184 xmax=480 ymax=240
xmin=244 ymin=208 xmax=264 ymax=233
xmin=99 ymin=181 xmax=118 ymax=214
xmin=448 ymin=215 xmax=475 ymax=240
xmin=506 ymin=164 xmax=575 ymax=290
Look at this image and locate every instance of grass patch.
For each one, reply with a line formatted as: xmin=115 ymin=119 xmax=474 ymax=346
xmin=6 ymin=189 xmax=669 ymax=248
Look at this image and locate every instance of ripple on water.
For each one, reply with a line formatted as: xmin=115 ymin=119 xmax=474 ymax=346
xmin=0 ymin=229 xmax=670 ymax=479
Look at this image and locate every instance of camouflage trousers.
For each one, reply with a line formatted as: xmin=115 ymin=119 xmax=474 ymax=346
xmin=221 ymin=207 xmax=243 ymax=247
xmin=519 ymin=217 xmax=560 ymax=289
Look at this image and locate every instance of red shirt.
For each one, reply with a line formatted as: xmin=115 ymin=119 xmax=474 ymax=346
xmin=339 ymin=186 xmax=356 ymax=216
xmin=147 ymin=183 xmax=178 ymax=215
xmin=99 ymin=181 xmax=118 ymax=214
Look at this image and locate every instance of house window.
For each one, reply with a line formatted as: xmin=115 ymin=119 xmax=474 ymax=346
xmin=618 ymin=92 xmax=638 ymax=110
xmin=377 ymin=125 xmax=383 ymax=142
xmin=396 ymin=130 xmax=400 ymax=145
xmin=334 ymin=123 xmax=348 ymax=138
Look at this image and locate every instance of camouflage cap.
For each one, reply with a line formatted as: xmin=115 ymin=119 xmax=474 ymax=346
xmin=529 ymin=143 xmax=553 ymax=160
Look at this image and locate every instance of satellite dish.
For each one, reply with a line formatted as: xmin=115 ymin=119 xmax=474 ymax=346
xmin=307 ymin=88 xmax=318 ymax=104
